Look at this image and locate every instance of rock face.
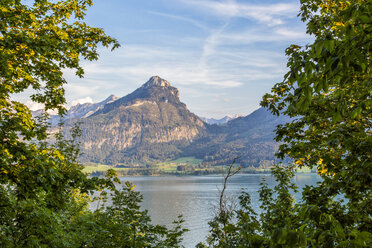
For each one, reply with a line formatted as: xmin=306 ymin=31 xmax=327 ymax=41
xmin=69 ymin=76 xmax=206 ymax=164
xmin=56 ymin=76 xmax=290 ymax=167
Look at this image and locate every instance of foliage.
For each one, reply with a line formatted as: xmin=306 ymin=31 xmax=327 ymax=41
xmin=0 ymin=0 xmax=118 ymax=246
xmin=71 ymin=181 xmax=187 ymax=248
xmin=262 ymin=0 xmax=371 ymax=236
xmin=0 ymin=124 xmax=107 ymax=247
xmin=0 ymin=1 xmax=186 ymax=247
xmin=201 ymin=165 xmax=371 ymax=247
xmin=0 ymin=0 xmax=119 ymax=199
xmin=198 ymin=165 xmax=297 ymax=248
xmin=201 ymin=0 xmax=371 ymax=247
xmin=0 ymin=0 xmax=119 ymax=111
xmin=262 ymin=0 xmax=371 ymax=203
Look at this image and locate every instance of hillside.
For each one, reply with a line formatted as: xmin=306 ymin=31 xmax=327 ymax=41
xmin=59 ymin=76 xmax=289 ymax=167
xmin=183 ymin=108 xmax=290 ymax=167
xmin=66 ymin=76 xmax=206 ymax=164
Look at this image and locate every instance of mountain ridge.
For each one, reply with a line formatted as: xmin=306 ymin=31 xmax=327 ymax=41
xmin=66 ymin=76 xmax=206 ymax=164
xmin=93 ymin=76 xmax=182 ymax=116
xmin=42 ymin=76 xmax=289 ymax=167
xmin=200 ymin=114 xmax=243 ymax=125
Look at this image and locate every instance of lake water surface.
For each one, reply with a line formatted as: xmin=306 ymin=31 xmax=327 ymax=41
xmin=118 ymin=174 xmax=320 ymax=247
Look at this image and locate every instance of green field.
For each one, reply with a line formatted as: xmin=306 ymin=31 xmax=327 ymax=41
xmin=82 ymin=158 xmax=316 ymax=176
xmin=83 ymin=157 xmax=219 ymax=176
xmin=82 ymin=163 xmax=128 ymax=174
xmin=155 ymin=157 xmax=203 ymax=173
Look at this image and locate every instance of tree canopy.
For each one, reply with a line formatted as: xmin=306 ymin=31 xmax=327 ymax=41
xmin=0 ymin=1 xmax=186 ymax=247
xmin=200 ymin=0 xmax=371 ymax=247
xmin=0 ymin=0 xmax=119 ymax=188
xmin=262 ymin=0 xmax=371 ymax=214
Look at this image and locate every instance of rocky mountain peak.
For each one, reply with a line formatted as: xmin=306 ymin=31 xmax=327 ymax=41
xmin=103 ymin=94 xmax=118 ymax=104
xmin=142 ymin=76 xmax=171 ymax=88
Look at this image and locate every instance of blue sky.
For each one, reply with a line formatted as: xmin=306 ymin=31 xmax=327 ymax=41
xmin=47 ymin=0 xmax=312 ymax=118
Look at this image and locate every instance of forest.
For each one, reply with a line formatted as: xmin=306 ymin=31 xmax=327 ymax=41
xmin=0 ymin=0 xmax=370 ymax=247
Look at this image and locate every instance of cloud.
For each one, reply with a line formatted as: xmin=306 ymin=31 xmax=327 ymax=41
xmin=147 ymin=11 xmax=209 ymax=30
xmin=64 ymin=83 xmax=100 ymax=97
xmin=58 ymin=1 xmax=307 ymax=116
xmin=77 ymin=45 xmax=244 ymax=89
xmin=274 ymin=28 xmax=309 ymax=39
xmin=216 ymin=96 xmax=229 ymax=103
xmin=74 ymin=21 xmax=309 ymax=92
xmin=214 ymin=27 xmax=309 ymax=45
xmin=25 ymin=101 xmax=59 ymax=115
xmin=69 ymin=33 xmax=293 ymax=93
xmin=179 ymin=0 xmax=299 ymax=26
xmin=71 ymin=97 xmax=94 ymax=107
xmin=199 ymin=22 xmax=229 ymax=71
xmin=26 ymin=101 xmax=45 ymax=111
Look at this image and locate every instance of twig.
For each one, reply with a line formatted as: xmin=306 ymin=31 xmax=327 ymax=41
xmin=219 ymin=157 xmax=241 ymax=216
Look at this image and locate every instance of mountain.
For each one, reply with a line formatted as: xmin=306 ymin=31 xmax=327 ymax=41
xmin=58 ymin=76 xmax=289 ymax=167
xmin=66 ymin=76 xmax=206 ymax=164
xmin=67 ymin=94 xmax=118 ymax=119
xmin=33 ymin=95 xmax=119 ymax=126
xmin=182 ymin=108 xmax=290 ymax=167
xmin=201 ymin=114 xmax=243 ymax=125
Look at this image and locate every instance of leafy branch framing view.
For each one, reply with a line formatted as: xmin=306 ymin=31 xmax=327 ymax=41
xmin=1 ymin=0 xmax=371 ymax=247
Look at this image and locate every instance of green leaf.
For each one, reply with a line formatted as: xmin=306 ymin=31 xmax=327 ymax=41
xmin=324 ymin=40 xmax=335 ymax=52
xmin=272 ymin=228 xmax=287 ymax=245
xmin=351 ymin=107 xmax=362 ymax=119
xmin=322 ymin=80 xmax=329 ymax=92
xmin=287 ymin=231 xmax=299 ymax=247
xmin=298 ymin=232 xmax=307 ymax=247
xmin=315 ymin=41 xmax=324 ymax=57
xmin=358 ymin=15 xmax=370 ymax=23
xmin=331 ymin=57 xmax=340 ymax=72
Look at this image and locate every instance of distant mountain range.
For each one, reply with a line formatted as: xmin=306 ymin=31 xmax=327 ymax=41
xmin=37 ymin=76 xmax=290 ymax=167
xmin=200 ymin=114 xmax=243 ymax=125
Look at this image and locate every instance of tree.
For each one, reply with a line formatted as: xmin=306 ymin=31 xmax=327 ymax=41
xmin=73 ymin=182 xmax=187 ymax=248
xmin=0 ymin=1 xmax=186 ymax=247
xmin=201 ymin=0 xmax=371 ymax=247
xmin=263 ymin=0 xmax=371 ymax=200
xmin=261 ymin=0 xmax=371 ymax=233
xmin=0 ymin=1 xmax=119 ymax=244
xmin=1 ymin=0 xmax=119 ymax=194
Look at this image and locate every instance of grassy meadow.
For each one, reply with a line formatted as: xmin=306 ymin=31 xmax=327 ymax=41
xmin=81 ymin=157 xmax=309 ymax=176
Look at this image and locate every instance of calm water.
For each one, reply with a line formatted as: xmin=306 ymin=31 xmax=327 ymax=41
xmin=117 ymin=174 xmax=320 ymax=248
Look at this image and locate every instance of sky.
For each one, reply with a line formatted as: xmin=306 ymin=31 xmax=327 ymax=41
xmin=30 ymin=0 xmax=312 ymax=118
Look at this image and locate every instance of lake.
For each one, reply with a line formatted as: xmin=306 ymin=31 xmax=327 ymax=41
xmin=116 ymin=173 xmax=320 ymax=247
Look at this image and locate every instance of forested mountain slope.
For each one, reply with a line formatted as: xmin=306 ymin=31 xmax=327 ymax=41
xmin=183 ymin=108 xmax=290 ymax=167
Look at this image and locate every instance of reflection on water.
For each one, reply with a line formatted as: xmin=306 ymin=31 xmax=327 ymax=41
xmin=119 ymin=174 xmax=320 ymax=248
